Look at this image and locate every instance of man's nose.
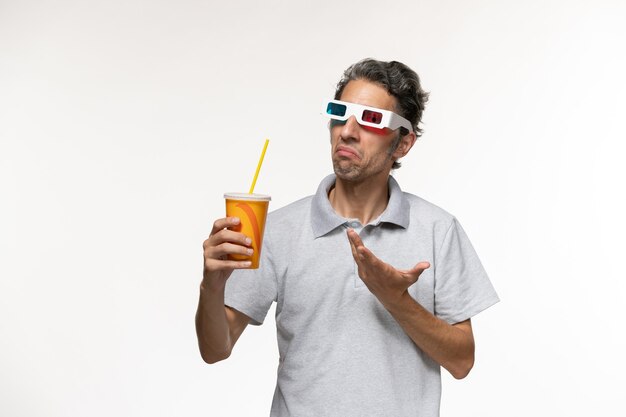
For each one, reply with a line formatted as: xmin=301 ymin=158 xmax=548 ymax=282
xmin=340 ymin=115 xmax=361 ymax=140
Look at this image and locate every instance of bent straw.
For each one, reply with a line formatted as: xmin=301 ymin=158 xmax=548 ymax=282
xmin=249 ymin=139 xmax=270 ymax=194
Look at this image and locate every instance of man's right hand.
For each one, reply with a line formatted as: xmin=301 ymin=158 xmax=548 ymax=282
xmin=202 ymin=216 xmax=254 ymax=290
xmin=197 ymin=216 xmax=253 ymax=364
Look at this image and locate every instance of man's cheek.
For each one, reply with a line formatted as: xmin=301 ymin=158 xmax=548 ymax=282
xmin=330 ymin=120 xmax=346 ymax=129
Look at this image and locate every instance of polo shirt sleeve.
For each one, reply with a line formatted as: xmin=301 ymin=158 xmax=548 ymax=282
xmin=433 ymin=217 xmax=499 ymax=324
xmin=223 ymin=235 xmax=277 ymax=326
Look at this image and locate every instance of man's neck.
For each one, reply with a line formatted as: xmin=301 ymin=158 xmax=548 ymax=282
xmin=328 ymin=171 xmax=391 ymax=225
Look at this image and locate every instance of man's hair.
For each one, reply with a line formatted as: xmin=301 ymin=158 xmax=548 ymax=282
xmin=334 ymin=58 xmax=429 ymax=169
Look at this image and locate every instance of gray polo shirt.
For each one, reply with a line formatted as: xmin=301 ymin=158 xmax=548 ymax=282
xmin=224 ymin=174 xmax=499 ymax=417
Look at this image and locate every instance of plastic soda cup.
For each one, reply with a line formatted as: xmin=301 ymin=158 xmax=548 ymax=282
xmin=224 ymin=193 xmax=271 ymax=269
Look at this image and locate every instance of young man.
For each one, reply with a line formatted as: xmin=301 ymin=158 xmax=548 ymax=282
xmin=197 ymin=59 xmax=499 ymax=417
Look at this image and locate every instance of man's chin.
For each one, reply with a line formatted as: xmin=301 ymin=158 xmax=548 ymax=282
xmin=332 ymin=162 xmax=362 ymax=182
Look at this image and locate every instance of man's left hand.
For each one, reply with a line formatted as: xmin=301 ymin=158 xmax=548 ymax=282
xmin=347 ymin=228 xmax=430 ymax=307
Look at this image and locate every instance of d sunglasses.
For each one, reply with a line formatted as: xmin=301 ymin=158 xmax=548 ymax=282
xmin=324 ymin=99 xmax=413 ymax=133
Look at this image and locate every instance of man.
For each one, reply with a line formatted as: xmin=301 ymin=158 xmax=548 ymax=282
xmin=196 ymin=58 xmax=499 ymax=417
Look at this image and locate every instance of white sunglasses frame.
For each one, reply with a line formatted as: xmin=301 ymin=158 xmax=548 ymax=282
xmin=323 ymin=99 xmax=413 ymax=133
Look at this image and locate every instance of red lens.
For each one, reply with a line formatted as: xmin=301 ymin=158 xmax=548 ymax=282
xmin=362 ymin=109 xmax=383 ymax=124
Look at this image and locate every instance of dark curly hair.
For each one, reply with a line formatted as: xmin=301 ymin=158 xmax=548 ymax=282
xmin=334 ymin=58 xmax=429 ymax=169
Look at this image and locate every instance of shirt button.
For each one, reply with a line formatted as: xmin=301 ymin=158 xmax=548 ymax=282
xmin=349 ymin=221 xmax=360 ymax=228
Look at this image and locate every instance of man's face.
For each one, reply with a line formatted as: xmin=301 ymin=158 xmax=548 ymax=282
xmin=330 ymin=79 xmax=407 ymax=182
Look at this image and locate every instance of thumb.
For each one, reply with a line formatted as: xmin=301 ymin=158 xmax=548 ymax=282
xmin=403 ymin=261 xmax=431 ymax=282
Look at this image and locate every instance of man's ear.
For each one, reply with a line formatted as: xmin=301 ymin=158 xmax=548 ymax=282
xmin=393 ymin=131 xmax=417 ymax=159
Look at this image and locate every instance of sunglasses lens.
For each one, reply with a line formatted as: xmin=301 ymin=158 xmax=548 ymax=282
xmin=362 ymin=110 xmax=383 ymax=125
xmin=327 ymin=102 xmax=347 ymax=117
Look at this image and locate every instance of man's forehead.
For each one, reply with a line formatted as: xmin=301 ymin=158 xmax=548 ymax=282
xmin=340 ymin=79 xmax=398 ymax=112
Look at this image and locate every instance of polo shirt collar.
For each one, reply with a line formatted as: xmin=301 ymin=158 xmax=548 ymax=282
xmin=311 ymin=174 xmax=410 ymax=238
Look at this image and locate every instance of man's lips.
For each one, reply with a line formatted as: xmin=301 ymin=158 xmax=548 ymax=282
xmin=335 ymin=145 xmax=361 ymax=159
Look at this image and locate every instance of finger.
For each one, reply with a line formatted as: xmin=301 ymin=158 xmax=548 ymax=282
xmin=206 ymin=229 xmax=252 ymax=249
xmin=210 ymin=217 xmax=241 ymax=236
xmin=346 ymin=228 xmax=365 ymax=248
xmin=346 ymin=229 xmax=382 ymax=267
xmin=357 ymin=245 xmax=382 ymax=266
xmin=416 ymin=261 xmax=431 ymax=270
xmin=208 ymin=242 xmax=254 ymax=259
xmin=346 ymin=229 xmax=359 ymax=259
xmin=205 ymin=258 xmax=252 ymax=271
xmin=402 ymin=261 xmax=431 ymax=280
xmin=347 ymin=228 xmax=369 ymax=261
xmin=349 ymin=241 xmax=359 ymax=261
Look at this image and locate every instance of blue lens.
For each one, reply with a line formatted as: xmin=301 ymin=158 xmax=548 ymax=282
xmin=327 ymin=102 xmax=347 ymax=117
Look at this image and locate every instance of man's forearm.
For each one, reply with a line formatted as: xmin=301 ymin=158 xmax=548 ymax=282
xmin=195 ymin=282 xmax=232 ymax=364
xmin=382 ymin=293 xmax=475 ymax=379
xmin=345 ymin=229 xmax=475 ymax=378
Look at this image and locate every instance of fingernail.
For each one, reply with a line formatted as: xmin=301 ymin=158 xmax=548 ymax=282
xmin=232 ymin=217 xmax=240 ymax=224
xmin=244 ymin=261 xmax=252 ymax=267
xmin=245 ymin=237 xmax=252 ymax=245
xmin=246 ymin=248 xmax=253 ymax=255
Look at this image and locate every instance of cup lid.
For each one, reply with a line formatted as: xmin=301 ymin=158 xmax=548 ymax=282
xmin=224 ymin=193 xmax=271 ymax=201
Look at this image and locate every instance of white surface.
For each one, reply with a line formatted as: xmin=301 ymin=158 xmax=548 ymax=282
xmin=1 ymin=1 xmax=625 ymax=416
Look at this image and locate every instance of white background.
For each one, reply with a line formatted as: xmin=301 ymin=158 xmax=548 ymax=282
xmin=2 ymin=1 xmax=625 ymax=416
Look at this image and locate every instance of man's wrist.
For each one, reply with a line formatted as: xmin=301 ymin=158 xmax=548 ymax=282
xmin=381 ymin=290 xmax=417 ymax=316
xmin=200 ymin=274 xmax=227 ymax=294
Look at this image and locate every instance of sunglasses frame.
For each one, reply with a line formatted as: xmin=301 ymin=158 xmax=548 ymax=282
xmin=324 ymin=99 xmax=413 ymax=133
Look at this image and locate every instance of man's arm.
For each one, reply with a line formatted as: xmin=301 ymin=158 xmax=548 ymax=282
xmin=195 ymin=217 xmax=253 ymax=364
xmin=195 ymin=283 xmax=251 ymax=364
xmin=347 ymin=229 xmax=475 ymax=379
xmin=384 ymin=296 xmax=474 ymax=379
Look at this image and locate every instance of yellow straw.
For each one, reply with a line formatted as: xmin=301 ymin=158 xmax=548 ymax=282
xmin=249 ymin=139 xmax=270 ymax=194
